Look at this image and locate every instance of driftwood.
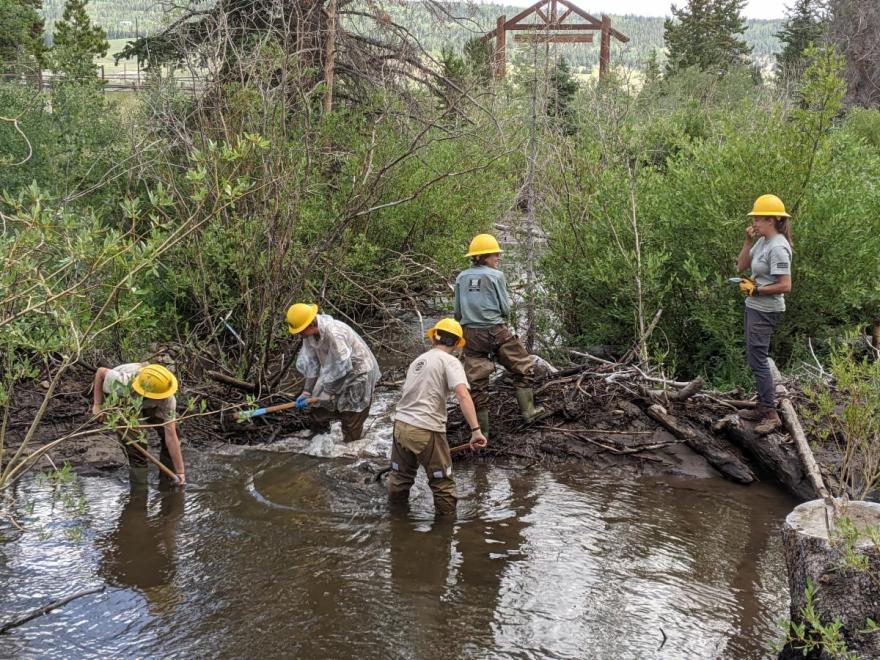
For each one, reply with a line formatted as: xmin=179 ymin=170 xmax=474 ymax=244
xmin=767 ymin=359 xmax=833 ymax=505
xmin=716 ymin=415 xmax=815 ymax=500
xmin=205 ymin=370 xmax=257 ymax=393
xmin=640 ymin=402 xmax=753 ymax=483
xmin=0 ymin=586 xmax=106 ymax=634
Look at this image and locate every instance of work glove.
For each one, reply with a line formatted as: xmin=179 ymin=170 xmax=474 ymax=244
xmin=739 ymin=278 xmax=758 ymax=297
xmin=295 ymin=393 xmax=311 ymax=410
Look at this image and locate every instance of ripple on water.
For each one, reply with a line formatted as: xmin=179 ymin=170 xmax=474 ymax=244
xmin=0 ymin=454 xmax=794 ymax=659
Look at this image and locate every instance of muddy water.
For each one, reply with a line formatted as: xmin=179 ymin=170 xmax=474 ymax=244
xmin=1 ymin=444 xmax=794 ymax=659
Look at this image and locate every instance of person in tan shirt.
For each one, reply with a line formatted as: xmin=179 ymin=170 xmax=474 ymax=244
xmin=92 ymin=363 xmax=186 ymax=486
xmin=389 ymin=319 xmax=487 ymax=515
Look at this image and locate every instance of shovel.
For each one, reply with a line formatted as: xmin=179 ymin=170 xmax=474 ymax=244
xmin=128 ymin=440 xmax=181 ymax=484
xmin=230 ymin=397 xmax=321 ymax=422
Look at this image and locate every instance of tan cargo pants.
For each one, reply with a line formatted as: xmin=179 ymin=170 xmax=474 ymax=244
xmin=462 ymin=324 xmax=536 ymax=409
xmin=388 ymin=420 xmax=456 ymax=515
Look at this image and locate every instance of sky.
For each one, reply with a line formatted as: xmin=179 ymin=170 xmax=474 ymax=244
xmin=476 ymin=0 xmax=789 ymax=20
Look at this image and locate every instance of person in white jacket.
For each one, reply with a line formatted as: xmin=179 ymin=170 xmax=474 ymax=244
xmin=286 ymin=303 xmax=381 ymax=442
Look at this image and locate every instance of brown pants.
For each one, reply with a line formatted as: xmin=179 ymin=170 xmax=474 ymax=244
xmin=388 ymin=420 xmax=456 ymax=515
xmin=462 ymin=325 xmax=535 ymax=409
xmin=117 ymin=417 xmax=174 ymax=484
xmin=308 ymin=404 xmax=371 ymax=443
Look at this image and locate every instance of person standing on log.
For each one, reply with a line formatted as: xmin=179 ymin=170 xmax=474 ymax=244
xmin=454 ymin=233 xmax=544 ymax=439
xmin=388 ymin=319 xmax=487 ymax=514
xmin=286 ymin=303 xmax=381 ymax=443
xmin=734 ymin=194 xmax=793 ymax=435
xmin=92 ymin=363 xmax=186 ymax=486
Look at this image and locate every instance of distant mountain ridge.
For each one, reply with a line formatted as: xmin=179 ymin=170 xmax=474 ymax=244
xmin=38 ymin=0 xmax=782 ymax=69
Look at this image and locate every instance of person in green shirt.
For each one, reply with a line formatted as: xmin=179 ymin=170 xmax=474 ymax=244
xmin=453 ymin=233 xmax=544 ymax=439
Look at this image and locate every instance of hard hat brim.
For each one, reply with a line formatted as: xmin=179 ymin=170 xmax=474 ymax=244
xmin=747 ymin=210 xmax=790 ymax=218
xmin=288 ymin=304 xmax=318 ymax=334
xmin=426 ymin=328 xmax=466 ymax=348
xmin=132 ymin=370 xmax=178 ymax=399
xmin=465 ymin=247 xmax=503 ymax=257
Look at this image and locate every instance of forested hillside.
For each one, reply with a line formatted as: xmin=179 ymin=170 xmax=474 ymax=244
xmin=38 ymin=0 xmax=782 ymax=69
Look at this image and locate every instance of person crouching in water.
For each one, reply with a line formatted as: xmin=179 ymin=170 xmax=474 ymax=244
xmin=287 ymin=303 xmax=381 ymax=443
xmin=454 ymin=233 xmax=544 ymax=439
xmin=389 ymin=319 xmax=488 ymax=515
xmin=92 ymin=363 xmax=186 ymax=486
xmin=735 ymin=194 xmax=794 ymax=434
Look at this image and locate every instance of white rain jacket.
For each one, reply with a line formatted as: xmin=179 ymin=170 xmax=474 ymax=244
xmin=295 ymin=314 xmax=381 ymax=413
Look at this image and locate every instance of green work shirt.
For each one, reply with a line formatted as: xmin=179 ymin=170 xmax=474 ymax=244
xmin=453 ymin=265 xmax=511 ymax=327
xmin=746 ymin=235 xmax=792 ymax=313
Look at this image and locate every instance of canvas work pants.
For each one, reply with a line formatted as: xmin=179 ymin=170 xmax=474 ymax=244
xmin=117 ymin=416 xmax=174 ymax=484
xmin=462 ymin=324 xmax=535 ymax=410
xmin=308 ymin=404 xmax=371 ymax=443
xmin=744 ymin=306 xmax=783 ymax=407
xmin=388 ymin=420 xmax=456 ymax=515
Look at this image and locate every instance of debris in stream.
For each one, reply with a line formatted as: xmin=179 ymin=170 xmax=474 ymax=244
xmin=445 ymin=352 xmax=833 ymax=501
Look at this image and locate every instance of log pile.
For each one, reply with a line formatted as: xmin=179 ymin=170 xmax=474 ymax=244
xmin=447 ymin=355 xmax=830 ymax=501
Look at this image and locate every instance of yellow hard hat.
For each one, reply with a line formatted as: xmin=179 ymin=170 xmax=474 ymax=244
xmin=426 ymin=318 xmax=466 ymax=348
xmin=748 ymin=194 xmax=790 ymax=218
xmin=466 ymin=233 xmax=503 ymax=257
xmin=132 ymin=364 xmax=178 ymax=400
xmin=286 ymin=303 xmax=318 ymax=335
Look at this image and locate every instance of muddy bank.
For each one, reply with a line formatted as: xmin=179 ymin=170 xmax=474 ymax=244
xmin=4 ymin=359 xmax=848 ymax=500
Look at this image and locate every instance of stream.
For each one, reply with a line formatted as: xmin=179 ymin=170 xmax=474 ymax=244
xmin=1 ymin=401 xmax=795 ymax=659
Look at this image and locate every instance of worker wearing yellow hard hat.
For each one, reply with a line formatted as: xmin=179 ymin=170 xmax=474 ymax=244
xmin=92 ymin=362 xmax=186 ymax=486
xmin=453 ymin=234 xmax=544 ymax=439
xmin=286 ymin=303 xmax=381 ymax=443
xmin=388 ymin=318 xmax=487 ymax=514
xmin=734 ymin=194 xmax=794 ymax=435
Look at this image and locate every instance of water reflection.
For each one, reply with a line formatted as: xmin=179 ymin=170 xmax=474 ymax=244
xmin=98 ymin=482 xmax=185 ymax=613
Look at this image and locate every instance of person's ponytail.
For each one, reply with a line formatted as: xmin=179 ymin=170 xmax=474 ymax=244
xmin=775 ymin=217 xmax=793 ymax=249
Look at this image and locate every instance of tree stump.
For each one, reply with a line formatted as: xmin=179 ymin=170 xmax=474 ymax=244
xmin=780 ymin=499 xmax=880 ymax=658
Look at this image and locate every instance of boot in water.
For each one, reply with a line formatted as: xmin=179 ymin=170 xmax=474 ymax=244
xmin=476 ymin=408 xmax=490 ymax=441
xmin=515 ymin=388 xmax=544 ymax=424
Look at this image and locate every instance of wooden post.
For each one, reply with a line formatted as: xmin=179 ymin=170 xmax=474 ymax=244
xmin=872 ymin=317 xmax=880 ymax=360
xmin=599 ymin=14 xmax=611 ymax=79
xmin=495 ymin=15 xmax=507 ymax=81
xmin=322 ymin=0 xmax=337 ymax=115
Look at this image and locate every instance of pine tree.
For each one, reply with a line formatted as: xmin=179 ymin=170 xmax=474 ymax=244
xmin=0 ymin=0 xmax=45 ymax=73
xmin=663 ymin=0 xmax=753 ymax=76
xmin=644 ymin=48 xmax=662 ymax=85
xmin=547 ymin=57 xmax=578 ymax=134
xmin=51 ymin=0 xmax=108 ymax=83
xmin=776 ymin=0 xmax=827 ymax=79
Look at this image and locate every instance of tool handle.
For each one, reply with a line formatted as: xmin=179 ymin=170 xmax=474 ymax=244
xmin=128 ymin=440 xmax=180 ymax=483
xmin=234 ymin=400 xmax=299 ymax=421
xmin=451 ymin=442 xmax=486 ymax=455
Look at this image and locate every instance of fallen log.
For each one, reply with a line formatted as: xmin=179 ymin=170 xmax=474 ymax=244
xmin=715 ymin=414 xmax=815 ymax=500
xmin=205 ymin=370 xmax=257 ymax=393
xmin=767 ymin=359 xmax=833 ymax=505
xmin=644 ymin=403 xmax=755 ymax=484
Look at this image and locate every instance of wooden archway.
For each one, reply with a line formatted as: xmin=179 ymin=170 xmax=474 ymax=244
xmin=482 ymin=0 xmax=630 ymax=80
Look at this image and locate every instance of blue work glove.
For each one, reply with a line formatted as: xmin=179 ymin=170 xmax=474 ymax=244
xmin=295 ymin=393 xmax=310 ymax=410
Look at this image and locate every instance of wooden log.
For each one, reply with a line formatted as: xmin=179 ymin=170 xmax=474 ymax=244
xmin=716 ymin=414 xmax=816 ymax=500
xmin=645 ymin=404 xmax=755 ymax=483
xmin=495 ymin=15 xmax=506 ymax=80
xmin=767 ymin=359 xmax=833 ymax=505
xmin=205 ymin=370 xmax=257 ymax=393
xmin=669 ymin=376 xmax=704 ymax=402
xmin=779 ymin=499 xmax=880 ymax=658
xmin=513 ymin=33 xmax=594 ymax=43
xmin=599 ymin=15 xmax=611 ymax=78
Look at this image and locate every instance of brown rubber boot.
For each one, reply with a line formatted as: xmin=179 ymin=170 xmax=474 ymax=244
xmin=754 ymin=408 xmax=782 ymax=435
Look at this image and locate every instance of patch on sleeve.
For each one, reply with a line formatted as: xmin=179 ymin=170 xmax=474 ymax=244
xmin=775 ymin=262 xmax=789 ymax=269
xmin=467 ymin=277 xmax=482 ymax=292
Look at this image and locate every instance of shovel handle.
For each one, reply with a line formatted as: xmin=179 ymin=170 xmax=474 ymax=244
xmin=128 ymin=440 xmax=180 ymax=483
xmin=451 ymin=442 xmax=486 ymax=455
xmin=234 ymin=400 xmax=300 ymax=421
